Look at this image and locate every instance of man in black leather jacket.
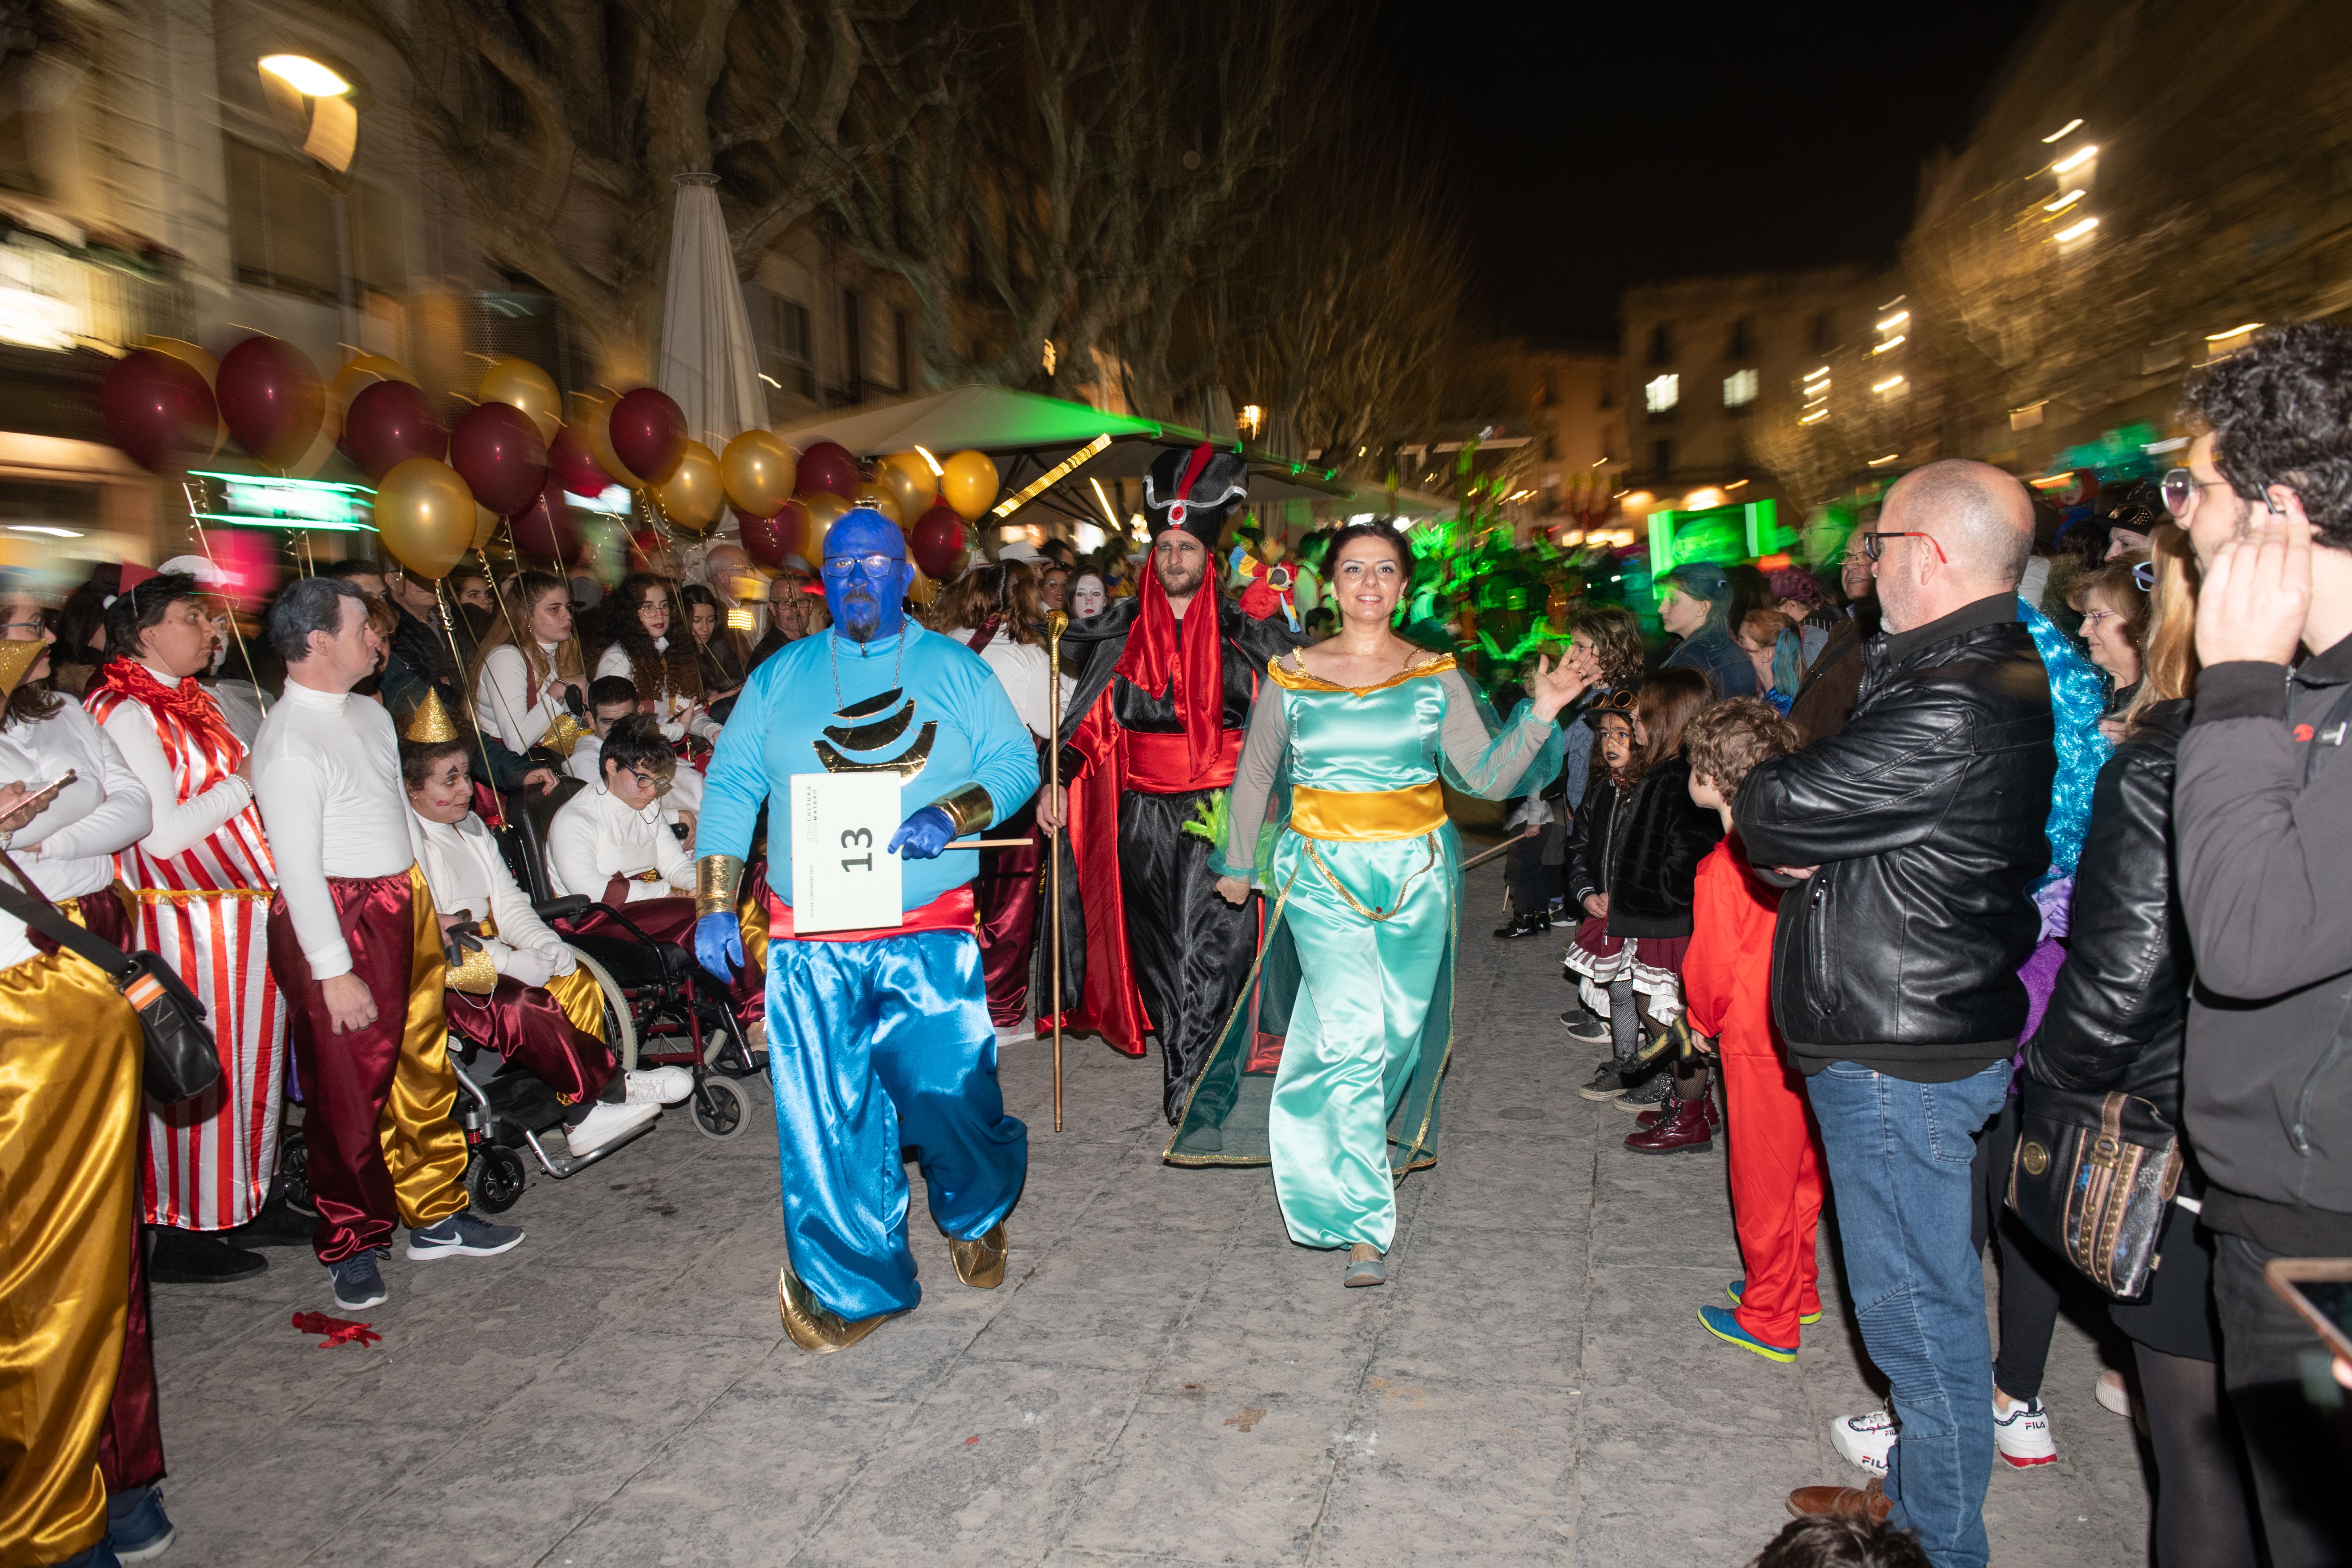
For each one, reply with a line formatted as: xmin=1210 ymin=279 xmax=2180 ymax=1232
xmin=1734 ymin=460 xmax=2054 ymax=1565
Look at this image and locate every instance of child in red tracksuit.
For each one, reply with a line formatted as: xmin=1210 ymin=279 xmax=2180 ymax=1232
xmin=1680 ymin=700 xmax=1824 ymax=1362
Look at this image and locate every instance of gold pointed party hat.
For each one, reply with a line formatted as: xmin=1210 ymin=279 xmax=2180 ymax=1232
xmin=403 ymin=688 xmax=459 ymax=744
xmin=0 ymin=639 xmax=45 ymax=701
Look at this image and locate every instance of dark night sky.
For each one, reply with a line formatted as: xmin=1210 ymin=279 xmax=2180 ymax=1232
xmin=1365 ymin=1 xmax=2049 ymax=344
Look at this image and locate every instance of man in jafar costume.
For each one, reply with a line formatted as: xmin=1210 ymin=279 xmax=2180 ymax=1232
xmin=1041 ymin=444 xmax=1304 ymax=1122
xmin=693 ymin=507 xmax=1035 ymax=1352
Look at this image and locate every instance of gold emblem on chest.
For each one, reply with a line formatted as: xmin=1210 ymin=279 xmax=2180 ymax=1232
xmin=814 ymin=687 xmax=935 ymax=780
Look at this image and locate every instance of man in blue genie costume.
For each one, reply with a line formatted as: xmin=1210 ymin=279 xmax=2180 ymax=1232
xmin=692 ymin=507 xmax=1037 ymax=1352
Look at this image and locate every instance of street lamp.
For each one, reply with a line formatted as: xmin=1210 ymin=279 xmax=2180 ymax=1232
xmin=260 ymin=54 xmax=351 ymax=96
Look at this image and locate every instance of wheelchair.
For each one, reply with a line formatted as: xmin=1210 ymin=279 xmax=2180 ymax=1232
xmin=494 ymin=778 xmax=764 ymax=1147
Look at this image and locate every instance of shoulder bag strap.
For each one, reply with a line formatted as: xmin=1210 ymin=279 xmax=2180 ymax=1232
xmin=0 ymin=848 xmax=134 ymax=980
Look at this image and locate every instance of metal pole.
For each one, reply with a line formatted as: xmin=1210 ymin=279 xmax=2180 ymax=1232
xmin=1047 ymin=609 xmax=1067 ymax=1133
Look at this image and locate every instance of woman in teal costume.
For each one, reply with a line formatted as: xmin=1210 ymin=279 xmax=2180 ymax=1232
xmin=1179 ymin=521 xmax=1591 ymax=1285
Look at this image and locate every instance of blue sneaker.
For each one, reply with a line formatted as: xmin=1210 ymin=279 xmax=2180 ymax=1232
xmin=105 ymin=1485 xmax=174 ymax=1562
xmin=1699 ymin=1303 xmax=1798 ymax=1363
xmin=328 ymin=1251 xmax=387 ymax=1310
xmin=1728 ymin=1277 xmax=1822 ymax=1325
xmin=405 ymin=1210 xmax=523 ymax=1261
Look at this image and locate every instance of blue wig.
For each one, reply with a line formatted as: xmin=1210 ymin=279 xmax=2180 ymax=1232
xmin=2020 ymin=597 xmax=2112 ymax=884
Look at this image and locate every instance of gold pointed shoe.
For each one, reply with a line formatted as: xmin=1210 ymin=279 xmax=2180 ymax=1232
xmin=948 ymin=1223 xmax=1008 ymax=1289
xmin=778 ymin=1266 xmax=896 ymax=1353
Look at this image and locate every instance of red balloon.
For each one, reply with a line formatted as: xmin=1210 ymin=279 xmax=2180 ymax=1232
xmin=794 ymin=439 xmax=861 ymax=501
xmin=548 ymin=423 xmax=610 ymax=498
xmin=451 ymin=401 xmax=550 ymax=517
xmin=100 ymin=349 xmax=215 ymax=473
xmin=216 ymin=335 xmax=324 ymax=469
xmin=609 ymin=387 xmax=687 ymax=485
xmin=910 ymin=503 xmax=967 ymax=581
xmin=341 ymin=379 xmax=447 ymax=482
xmin=732 ymin=503 xmax=789 ymax=569
xmin=507 ymin=477 xmax=580 ymax=565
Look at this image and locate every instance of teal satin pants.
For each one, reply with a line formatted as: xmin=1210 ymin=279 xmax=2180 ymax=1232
xmin=1267 ymin=832 xmax=1452 ymax=1251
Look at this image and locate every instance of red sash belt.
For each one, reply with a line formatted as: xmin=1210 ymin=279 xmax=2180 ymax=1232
xmin=765 ymin=884 xmax=977 ymax=945
xmin=1124 ymin=728 xmax=1242 ymax=793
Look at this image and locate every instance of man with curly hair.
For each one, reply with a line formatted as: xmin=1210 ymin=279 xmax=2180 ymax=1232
xmin=2169 ymin=321 xmax=2352 ymax=1566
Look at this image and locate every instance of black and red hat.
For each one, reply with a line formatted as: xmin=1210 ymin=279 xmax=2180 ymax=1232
xmin=1142 ymin=443 xmax=1249 ymax=543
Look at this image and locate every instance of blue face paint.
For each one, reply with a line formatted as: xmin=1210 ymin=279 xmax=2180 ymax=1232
xmin=821 ymin=509 xmax=915 ymax=644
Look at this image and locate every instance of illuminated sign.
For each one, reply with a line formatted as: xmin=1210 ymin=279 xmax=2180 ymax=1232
xmin=188 ymin=471 xmax=376 ymax=532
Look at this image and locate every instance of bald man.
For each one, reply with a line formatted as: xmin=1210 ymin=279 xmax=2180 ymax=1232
xmin=1732 ymin=460 xmax=2055 ymax=1566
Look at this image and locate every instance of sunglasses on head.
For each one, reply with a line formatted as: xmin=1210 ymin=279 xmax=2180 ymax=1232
xmin=2132 ymin=561 xmax=2156 ymax=593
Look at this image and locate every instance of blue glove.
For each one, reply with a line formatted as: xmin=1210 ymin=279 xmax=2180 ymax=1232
xmin=694 ymin=912 xmax=744 ymax=981
xmin=887 ymin=805 xmax=957 ymax=860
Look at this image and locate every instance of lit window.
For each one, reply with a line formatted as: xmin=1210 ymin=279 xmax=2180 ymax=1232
xmin=1723 ymin=369 xmax=1759 ymax=408
xmin=1644 ymin=374 xmax=1679 ymax=413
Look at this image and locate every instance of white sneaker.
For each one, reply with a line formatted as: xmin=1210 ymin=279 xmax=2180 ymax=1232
xmin=567 ymin=1099 xmax=661 ymax=1155
xmin=1830 ymin=1406 xmax=1898 ymax=1476
xmin=2095 ymin=1368 xmax=2133 ymax=1418
xmin=1993 ymin=1395 xmax=2058 ymax=1467
xmin=624 ymin=1067 xmax=695 ymax=1105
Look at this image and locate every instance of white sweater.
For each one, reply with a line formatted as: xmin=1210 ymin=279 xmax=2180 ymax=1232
xmin=412 ymin=812 xmax=574 ymax=988
xmin=98 ymin=666 xmax=254 ymax=861
xmin=0 ymin=703 xmax=152 ymax=972
xmin=545 ymin=781 xmax=693 ymax=902
xmin=594 ymin=640 xmax=721 ymax=743
xmin=474 ymin=642 xmax=571 ymax=754
xmin=251 ymin=681 xmax=419 ymax=978
xmin=975 ymin=628 xmax=1075 ymax=742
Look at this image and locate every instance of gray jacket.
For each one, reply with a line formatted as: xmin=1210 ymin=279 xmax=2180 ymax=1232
xmin=2175 ymin=637 xmax=2352 ymax=1249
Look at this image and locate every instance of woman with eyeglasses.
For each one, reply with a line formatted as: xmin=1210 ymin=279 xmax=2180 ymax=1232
xmin=2021 ymin=521 xmax=2259 ymax=1567
xmin=2070 ymin=556 xmax=2151 ymax=743
xmin=593 ymin=574 xmax=718 ymax=749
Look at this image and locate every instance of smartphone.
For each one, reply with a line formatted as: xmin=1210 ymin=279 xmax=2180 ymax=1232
xmin=16 ymin=769 xmax=75 ymax=811
xmin=2264 ymin=1257 xmax=2352 ymax=1364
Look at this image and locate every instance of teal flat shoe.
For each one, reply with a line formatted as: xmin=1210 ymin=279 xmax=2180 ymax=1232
xmin=1344 ymin=1255 xmax=1387 ymax=1288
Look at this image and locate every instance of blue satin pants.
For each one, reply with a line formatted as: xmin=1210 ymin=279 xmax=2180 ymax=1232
xmin=764 ymin=929 xmax=1028 ymax=1321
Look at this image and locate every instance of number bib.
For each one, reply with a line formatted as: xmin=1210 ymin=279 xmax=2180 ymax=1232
xmin=788 ymin=772 xmax=907 ymax=933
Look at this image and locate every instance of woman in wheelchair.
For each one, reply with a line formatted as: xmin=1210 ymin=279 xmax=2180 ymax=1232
xmin=544 ymin=714 xmax=766 ymax=1043
xmin=402 ymin=732 xmax=694 ymax=1156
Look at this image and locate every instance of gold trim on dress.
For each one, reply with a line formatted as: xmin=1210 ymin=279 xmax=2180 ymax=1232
xmin=1288 ymin=781 xmax=1446 ymax=841
xmin=1264 ymin=651 xmax=1456 ymax=695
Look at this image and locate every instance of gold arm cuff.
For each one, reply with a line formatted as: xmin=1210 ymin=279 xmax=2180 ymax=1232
xmin=933 ymin=782 xmax=996 ymax=838
xmin=695 ymin=854 xmax=746 ymax=918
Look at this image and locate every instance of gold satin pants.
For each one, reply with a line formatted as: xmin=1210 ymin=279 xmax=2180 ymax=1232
xmin=543 ymin=965 xmax=608 ymax=1044
xmin=0 ymin=947 xmax=142 ymax=1568
xmin=377 ymin=867 xmax=468 ymax=1233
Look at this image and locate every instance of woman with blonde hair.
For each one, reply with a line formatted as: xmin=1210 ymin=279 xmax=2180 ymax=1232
xmin=468 ymin=570 xmax=587 ymax=755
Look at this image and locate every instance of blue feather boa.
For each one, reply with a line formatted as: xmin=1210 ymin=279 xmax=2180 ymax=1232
xmin=2020 ymin=598 xmax=2112 ymax=885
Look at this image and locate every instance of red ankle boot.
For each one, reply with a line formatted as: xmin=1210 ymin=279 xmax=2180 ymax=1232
xmin=1624 ymin=1092 xmax=1714 ymax=1154
xmin=1636 ymin=1094 xmax=1722 ymax=1132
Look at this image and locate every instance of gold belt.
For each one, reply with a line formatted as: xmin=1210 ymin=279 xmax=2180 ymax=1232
xmin=1288 ymin=781 xmax=1446 ymax=842
xmin=130 ymin=887 xmax=273 ymax=902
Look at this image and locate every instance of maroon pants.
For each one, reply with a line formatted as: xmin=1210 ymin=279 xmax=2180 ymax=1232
xmin=266 ymin=870 xmax=463 ymax=1265
xmin=444 ymin=975 xmax=618 ymax=1103
xmin=73 ymin=888 xmax=164 ymax=1491
xmin=560 ymin=884 xmax=764 ymax=1029
xmin=972 ymin=791 xmax=1043 ymax=1028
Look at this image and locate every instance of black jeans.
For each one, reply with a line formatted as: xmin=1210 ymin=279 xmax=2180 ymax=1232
xmin=2211 ymin=1228 xmax=2352 ymax=1567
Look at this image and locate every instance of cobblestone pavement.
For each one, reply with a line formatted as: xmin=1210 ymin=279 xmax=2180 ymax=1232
xmin=150 ymin=863 xmax=2153 ymax=1566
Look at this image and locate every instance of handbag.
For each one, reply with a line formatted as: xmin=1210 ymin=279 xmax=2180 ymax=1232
xmin=0 ymin=852 xmax=220 ymax=1104
xmin=2007 ymin=1080 xmax=2181 ymax=1299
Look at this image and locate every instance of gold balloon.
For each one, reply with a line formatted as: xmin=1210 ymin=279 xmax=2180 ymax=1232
xmin=803 ymin=492 xmax=850 ymax=554
xmin=472 ymin=504 xmax=499 ymax=551
xmin=374 ymin=457 xmax=477 ymax=581
xmin=479 ymin=358 xmax=563 ymax=442
xmin=877 ymin=451 xmax=939 ymax=519
xmin=656 ymin=439 xmax=724 ymax=533
xmin=720 ymin=429 xmax=796 ymax=518
xmin=855 ymin=490 xmax=904 ymax=531
xmin=576 ymin=395 xmax=633 ymax=484
xmin=286 ymin=422 xmax=340 ymax=479
xmin=329 ymin=352 xmax=414 ymax=435
xmin=941 ymin=449 xmax=1000 ymax=522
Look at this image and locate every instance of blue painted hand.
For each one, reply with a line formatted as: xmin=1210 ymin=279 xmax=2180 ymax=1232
xmin=887 ymin=805 xmax=956 ymax=860
xmin=694 ymin=911 xmax=745 ymax=980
